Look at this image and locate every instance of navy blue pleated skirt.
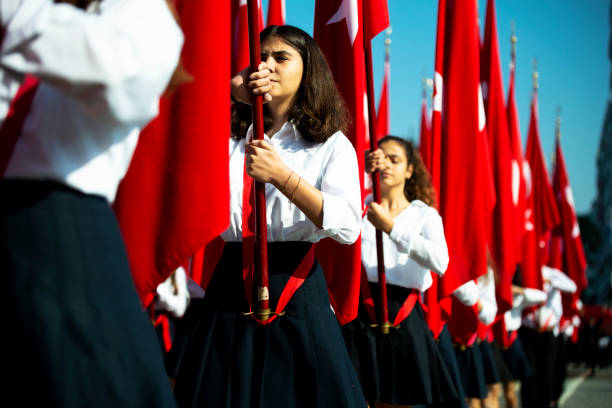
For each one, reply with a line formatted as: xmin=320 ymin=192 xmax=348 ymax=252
xmin=454 ymin=342 xmax=488 ymax=399
xmin=435 ymin=325 xmax=468 ymax=408
xmin=342 ymin=283 xmax=459 ymax=406
xmin=502 ymin=335 xmax=532 ymax=381
xmin=0 ymin=180 xmax=176 ymax=407
xmin=168 ymin=242 xmax=366 ymax=408
xmin=479 ymin=339 xmax=501 ymax=384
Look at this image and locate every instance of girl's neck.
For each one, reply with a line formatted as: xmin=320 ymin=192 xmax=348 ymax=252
xmin=267 ymin=98 xmax=294 ymax=136
xmin=380 ymin=186 xmax=410 ymax=215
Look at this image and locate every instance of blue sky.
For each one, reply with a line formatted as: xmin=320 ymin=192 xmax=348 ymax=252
xmin=261 ymin=0 xmax=609 ymax=214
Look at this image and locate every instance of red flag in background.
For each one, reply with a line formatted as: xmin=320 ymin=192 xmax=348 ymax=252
xmin=437 ymin=0 xmax=493 ymax=298
xmin=419 ymin=90 xmax=431 ymax=171
xmin=313 ymin=0 xmax=364 ymax=325
xmin=364 ymin=0 xmax=390 ymax=43
xmin=423 ymin=0 xmax=447 ymax=339
xmin=481 ymin=0 xmax=515 ymax=314
xmin=313 ymin=0 xmax=389 ymax=324
xmin=429 ymin=0 xmax=446 ymax=195
xmin=267 ymin=0 xmax=286 ymax=26
xmin=113 ymin=0 xmax=231 ymax=306
xmin=553 ymin=127 xmax=588 ymax=292
xmin=232 ymin=0 xmax=264 ymax=75
xmin=376 ymin=50 xmax=390 ymax=140
xmin=522 ymin=90 xmax=561 ymax=289
xmin=506 ymin=35 xmax=526 ymax=267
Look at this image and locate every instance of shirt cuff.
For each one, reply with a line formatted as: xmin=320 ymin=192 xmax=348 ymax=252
xmin=321 ymin=191 xmax=360 ymax=244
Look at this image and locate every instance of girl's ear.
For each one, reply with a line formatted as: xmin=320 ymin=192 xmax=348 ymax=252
xmin=406 ymin=164 xmax=414 ymax=180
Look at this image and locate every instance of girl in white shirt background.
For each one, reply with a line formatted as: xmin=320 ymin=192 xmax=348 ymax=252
xmin=167 ymin=25 xmax=366 ymax=408
xmin=0 ymin=0 xmax=183 ymax=406
xmin=343 ymin=136 xmax=458 ymax=407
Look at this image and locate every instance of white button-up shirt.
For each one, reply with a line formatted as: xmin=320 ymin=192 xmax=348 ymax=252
xmin=221 ymin=122 xmax=361 ymax=244
xmin=452 ymin=266 xmax=498 ymax=325
xmin=361 ymin=199 xmax=449 ymax=291
xmin=523 ymin=266 xmax=577 ymax=333
xmin=504 ymin=288 xmax=546 ymax=332
xmin=1 ymin=0 xmax=183 ymax=202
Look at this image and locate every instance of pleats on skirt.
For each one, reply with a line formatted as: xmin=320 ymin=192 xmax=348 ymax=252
xmin=454 ymin=342 xmax=488 ymax=399
xmin=342 ymin=283 xmax=459 ymax=406
xmin=501 ymin=334 xmax=532 ymax=381
xmin=167 ymin=242 xmax=366 ymax=408
xmin=0 ymin=179 xmax=176 ymax=407
xmin=479 ymin=339 xmax=501 ymax=384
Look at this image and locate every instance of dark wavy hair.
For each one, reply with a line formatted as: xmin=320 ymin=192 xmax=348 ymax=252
xmin=379 ymin=135 xmax=436 ymax=208
xmin=231 ymin=25 xmax=350 ymax=143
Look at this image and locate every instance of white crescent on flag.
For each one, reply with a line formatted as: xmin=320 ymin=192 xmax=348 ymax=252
xmin=478 ymin=85 xmax=486 ymax=132
xmin=511 ymin=159 xmax=520 ymax=205
xmin=564 ymin=185 xmax=581 ymax=238
xmin=327 ymin=0 xmax=359 ymax=46
xmin=433 ymin=71 xmax=443 ymax=113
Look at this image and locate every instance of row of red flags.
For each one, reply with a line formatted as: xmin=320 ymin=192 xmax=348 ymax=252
xmin=416 ymin=0 xmax=588 ymax=342
xmin=112 ymin=0 xmax=587 ymax=339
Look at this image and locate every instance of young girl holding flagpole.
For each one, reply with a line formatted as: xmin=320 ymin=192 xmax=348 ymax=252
xmin=344 ymin=136 xmax=458 ymax=407
xmin=169 ymin=25 xmax=366 ymax=408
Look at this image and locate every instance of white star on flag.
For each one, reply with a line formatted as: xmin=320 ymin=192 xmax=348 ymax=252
xmin=326 ymin=0 xmax=359 ymax=46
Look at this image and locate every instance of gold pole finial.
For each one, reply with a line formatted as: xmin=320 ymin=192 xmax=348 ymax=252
xmin=510 ymin=21 xmax=517 ymax=64
xmin=384 ymin=26 xmax=392 ymax=57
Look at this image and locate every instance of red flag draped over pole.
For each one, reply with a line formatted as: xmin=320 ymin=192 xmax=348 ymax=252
xmin=266 ymin=0 xmax=286 ymax=27
xmin=418 ymin=82 xmax=431 ymax=171
xmin=552 ymin=125 xmax=588 ymax=292
xmin=522 ymin=72 xmax=561 ymax=290
xmin=232 ymin=0 xmax=264 ymax=76
xmin=507 ymin=30 xmax=527 ymax=268
xmin=313 ymin=0 xmax=388 ymax=325
xmin=363 ymin=0 xmax=391 ymax=333
xmin=313 ymin=0 xmax=365 ymax=325
xmin=376 ymin=40 xmax=390 ymax=141
xmin=437 ymin=0 xmax=492 ymax=298
xmin=423 ymin=0 xmax=447 ymax=339
xmin=113 ymin=0 xmax=231 ymax=306
xmin=481 ymin=0 xmax=515 ymax=314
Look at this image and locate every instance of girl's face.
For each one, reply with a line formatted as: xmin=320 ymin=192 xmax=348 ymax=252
xmin=379 ymin=141 xmax=414 ymax=190
xmin=260 ymin=36 xmax=304 ymax=104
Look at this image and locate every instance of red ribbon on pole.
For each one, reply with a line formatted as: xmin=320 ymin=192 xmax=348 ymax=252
xmin=246 ymin=0 xmax=270 ymax=321
xmin=363 ymin=1 xmax=389 ymax=335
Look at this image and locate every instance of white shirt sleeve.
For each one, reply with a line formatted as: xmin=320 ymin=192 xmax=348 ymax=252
xmin=542 ymin=266 xmax=577 ymax=294
xmin=155 ymin=267 xmax=190 ymax=318
xmin=453 ymin=280 xmax=479 ymax=307
xmin=522 ymin=288 xmax=547 ymax=307
xmin=1 ymin=0 xmax=183 ymax=125
xmin=388 ymin=207 xmax=449 ymax=275
xmin=319 ymin=135 xmax=362 ymax=244
xmin=477 ymin=267 xmax=498 ymax=325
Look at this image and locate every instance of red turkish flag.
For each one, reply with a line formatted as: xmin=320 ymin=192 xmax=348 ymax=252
xmin=418 ymin=97 xmax=431 ymax=171
xmin=423 ymin=0 xmax=447 ymax=339
xmin=364 ymin=0 xmax=390 ymax=42
xmin=266 ymin=0 xmax=286 ymax=26
xmin=506 ymin=47 xmax=526 ymax=265
xmin=481 ymin=0 xmax=515 ymax=313
xmin=232 ymin=0 xmax=264 ymax=76
xmin=313 ymin=0 xmax=367 ymax=325
xmin=437 ymin=0 xmax=493 ymax=298
xmin=552 ymin=136 xmax=588 ymax=292
xmin=521 ymin=93 xmax=561 ymax=289
xmin=113 ymin=0 xmax=231 ymax=306
xmin=376 ymin=55 xmax=390 ymax=140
